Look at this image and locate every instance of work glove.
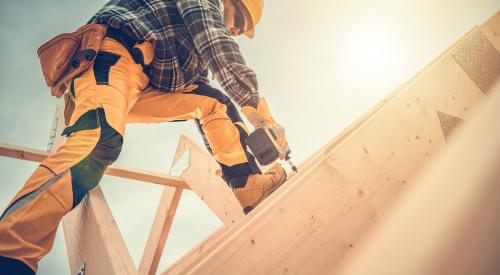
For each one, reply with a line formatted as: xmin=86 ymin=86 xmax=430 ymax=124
xmin=241 ymin=97 xmax=290 ymax=159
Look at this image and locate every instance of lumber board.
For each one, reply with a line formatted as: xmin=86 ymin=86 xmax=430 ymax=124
xmin=160 ymin=135 xmax=247 ymax=274
xmin=0 ymin=143 xmax=47 ymax=162
xmin=142 ymin=133 xmax=248 ymax=275
xmin=0 ymin=143 xmax=189 ymax=189
xmin=479 ymin=11 xmax=500 ymax=51
xmin=172 ymin=16 xmax=498 ymax=274
xmin=49 ymin=106 xmax=137 ymax=275
xmin=174 ymin=135 xmax=244 ymax=225
xmin=139 ymin=187 xmax=183 ymax=275
xmin=138 ymin=138 xmax=190 ymax=275
xmin=161 ymin=49 xmax=410 ymax=275
xmin=63 ymin=186 xmax=138 ymax=274
xmin=161 ymin=97 xmax=399 ymax=274
xmin=337 ymin=86 xmax=500 ymax=275
xmin=161 ymin=22 xmax=497 ymax=275
xmin=105 ymin=166 xmax=188 ymax=189
xmin=161 ymin=225 xmax=231 ymax=274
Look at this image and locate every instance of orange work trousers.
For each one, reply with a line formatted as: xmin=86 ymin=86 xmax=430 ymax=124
xmin=0 ymin=37 xmax=259 ymax=273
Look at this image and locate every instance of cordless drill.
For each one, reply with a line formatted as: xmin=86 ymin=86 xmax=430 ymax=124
xmin=246 ymin=127 xmax=298 ymax=172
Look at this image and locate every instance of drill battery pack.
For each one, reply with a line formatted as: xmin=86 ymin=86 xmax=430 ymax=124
xmin=246 ymin=127 xmax=281 ymax=166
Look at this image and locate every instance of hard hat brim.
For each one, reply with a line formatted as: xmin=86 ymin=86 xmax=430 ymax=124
xmin=240 ymin=0 xmax=262 ymax=39
xmin=244 ymin=28 xmax=255 ymax=38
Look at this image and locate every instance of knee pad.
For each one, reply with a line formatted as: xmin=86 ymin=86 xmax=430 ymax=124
xmin=67 ymin=108 xmax=123 ymax=208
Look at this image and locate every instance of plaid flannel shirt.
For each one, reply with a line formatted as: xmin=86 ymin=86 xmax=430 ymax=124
xmin=89 ymin=0 xmax=259 ymax=107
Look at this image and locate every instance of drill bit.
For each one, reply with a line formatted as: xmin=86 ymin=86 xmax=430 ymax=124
xmin=284 ymin=152 xmax=298 ymax=172
xmin=288 ymin=160 xmax=298 ymax=172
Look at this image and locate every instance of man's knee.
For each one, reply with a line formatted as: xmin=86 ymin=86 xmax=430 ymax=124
xmin=191 ymin=84 xmax=242 ymax=123
xmin=67 ymin=109 xmax=123 ymax=207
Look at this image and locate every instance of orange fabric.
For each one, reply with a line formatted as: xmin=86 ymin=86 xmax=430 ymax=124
xmin=0 ymin=38 xmax=147 ymax=271
xmin=127 ymin=89 xmax=249 ymax=166
xmin=68 ymin=38 xmax=148 ymax=136
xmin=0 ymin=129 xmax=99 ymax=271
xmin=6 ymin=129 xmax=100 ymax=207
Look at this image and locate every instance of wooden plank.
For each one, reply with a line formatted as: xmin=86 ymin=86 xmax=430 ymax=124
xmin=164 ymin=55 xmax=427 ymax=274
xmin=105 ymin=166 xmax=189 ymax=189
xmin=175 ymin=135 xmax=245 ymax=225
xmin=159 ymin=135 xmax=249 ymax=274
xmin=0 ymin=143 xmax=189 ymax=189
xmin=161 ymin=23 xmax=494 ymax=275
xmin=138 ymin=187 xmax=182 ymax=275
xmin=170 ymin=22 xmax=497 ymax=274
xmin=161 ymin=226 xmax=228 ymax=275
xmin=480 ymin=10 xmax=500 ymax=51
xmin=337 ymin=87 xmax=500 ymax=275
xmin=140 ymin=133 xmax=247 ymax=275
xmin=0 ymin=143 xmax=47 ymax=162
xmin=46 ymin=106 xmax=137 ymax=274
xmin=160 ymin=44 xmax=411 ymax=275
xmin=63 ymin=186 xmax=138 ymax=274
xmin=138 ymin=138 xmax=189 ymax=275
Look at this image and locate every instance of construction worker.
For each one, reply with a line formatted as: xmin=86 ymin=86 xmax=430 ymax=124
xmin=0 ymin=0 xmax=289 ymax=273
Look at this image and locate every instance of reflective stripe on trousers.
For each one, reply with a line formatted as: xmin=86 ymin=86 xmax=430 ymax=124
xmin=0 ymin=38 xmax=143 ymax=272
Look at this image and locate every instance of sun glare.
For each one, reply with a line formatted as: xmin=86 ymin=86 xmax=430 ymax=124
xmin=350 ymin=32 xmax=396 ymax=74
xmin=334 ymin=22 xmax=400 ymax=82
xmin=347 ymin=32 xmax=397 ymax=82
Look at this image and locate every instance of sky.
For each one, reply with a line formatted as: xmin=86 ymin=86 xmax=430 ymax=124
xmin=0 ymin=0 xmax=498 ymax=274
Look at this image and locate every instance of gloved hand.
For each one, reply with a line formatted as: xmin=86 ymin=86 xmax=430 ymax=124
xmin=241 ymin=97 xmax=290 ymax=159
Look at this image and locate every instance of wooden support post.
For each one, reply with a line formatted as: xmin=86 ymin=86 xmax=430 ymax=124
xmin=159 ymin=135 xmax=251 ymax=274
xmin=49 ymin=106 xmax=137 ymax=274
xmin=173 ymin=135 xmax=244 ymax=225
xmin=139 ymin=133 xmax=248 ymax=274
xmin=63 ymin=187 xmax=138 ymax=274
xmin=337 ymin=87 xmax=500 ymax=275
xmin=138 ymin=187 xmax=182 ymax=275
xmin=138 ymin=139 xmax=189 ymax=275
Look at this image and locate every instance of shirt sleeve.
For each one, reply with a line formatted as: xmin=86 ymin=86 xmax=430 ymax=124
xmin=176 ymin=0 xmax=260 ymax=107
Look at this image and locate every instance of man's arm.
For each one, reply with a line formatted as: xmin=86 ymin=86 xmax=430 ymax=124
xmin=176 ymin=0 xmax=259 ymax=107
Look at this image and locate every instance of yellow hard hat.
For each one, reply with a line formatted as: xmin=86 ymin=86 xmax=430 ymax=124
xmin=240 ymin=0 xmax=264 ymax=38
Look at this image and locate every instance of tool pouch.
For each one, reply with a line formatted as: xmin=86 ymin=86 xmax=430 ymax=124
xmin=37 ymin=24 xmax=107 ymax=98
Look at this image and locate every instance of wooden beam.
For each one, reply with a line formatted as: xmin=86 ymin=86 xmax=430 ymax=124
xmin=160 ymin=22 xmax=498 ymax=275
xmin=160 ymin=43 xmax=414 ymax=275
xmin=479 ymin=10 xmax=500 ymax=51
xmin=105 ymin=166 xmax=189 ymax=189
xmin=45 ymin=106 xmax=137 ymax=274
xmin=337 ymin=87 xmax=500 ymax=275
xmin=164 ymin=17 xmax=498 ymax=274
xmin=161 ymin=226 xmax=227 ymax=275
xmin=0 ymin=143 xmax=47 ymax=162
xmin=0 ymin=143 xmax=189 ymax=189
xmin=138 ymin=138 xmax=189 ymax=275
xmin=139 ymin=187 xmax=182 ymax=275
xmin=63 ymin=186 xmax=138 ymax=274
xmin=160 ymin=135 xmax=251 ymax=274
xmin=174 ymin=135 xmax=244 ymax=225
xmin=50 ymin=105 xmax=137 ymax=274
